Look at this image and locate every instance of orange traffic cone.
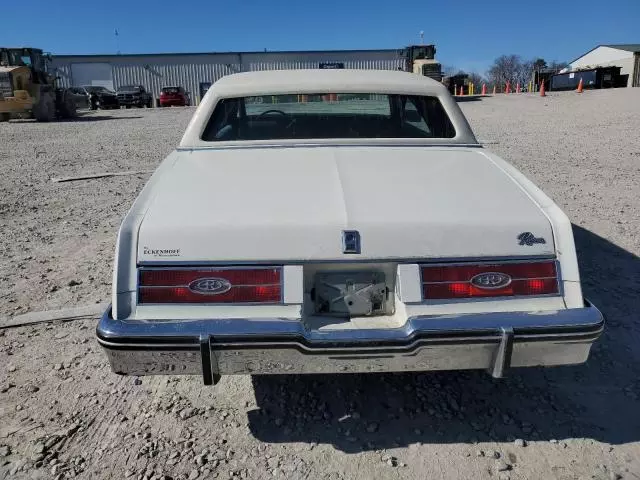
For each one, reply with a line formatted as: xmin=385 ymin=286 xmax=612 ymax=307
xmin=459 ymin=85 xmax=464 ymax=96
xmin=505 ymin=81 xmax=511 ymax=94
xmin=492 ymin=85 xmax=496 ymax=95
xmin=577 ymin=78 xmax=583 ymax=93
xmin=516 ymin=83 xmax=520 ymax=93
xmin=481 ymin=83 xmax=487 ymax=95
xmin=540 ymin=81 xmax=546 ymax=97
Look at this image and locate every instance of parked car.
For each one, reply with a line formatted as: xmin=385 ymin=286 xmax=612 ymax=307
xmin=67 ymin=87 xmax=90 ymax=110
xmin=83 ymin=85 xmax=119 ymax=110
xmin=97 ymin=69 xmax=603 ymax=385
xmin=116 ymin=85 xmax=152 ymax=108
xmin=160 ymin=86 xmax=190 ymax=107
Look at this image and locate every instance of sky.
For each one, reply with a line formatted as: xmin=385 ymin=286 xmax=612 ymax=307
xmin=3 ymin=0 xmax=639 ymax=74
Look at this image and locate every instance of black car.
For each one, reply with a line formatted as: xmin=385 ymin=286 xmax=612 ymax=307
xmin=116 ymin=85 xmax=153 ymax=108
xmin=67 ymin=87 xmax=91 ymax=110
xmin=83 ymin=86 xmax=120 ymax=110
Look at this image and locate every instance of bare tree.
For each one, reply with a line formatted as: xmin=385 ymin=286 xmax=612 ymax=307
xmin=488 ymin=55 xmax=518 ymax=86
xmin=467 ymin=71 xmax=486 ymax=87
xmin=517 ymin=60 xmax=534 ymax=85
xmin=488 ymin=55 xmax=536 ymax=88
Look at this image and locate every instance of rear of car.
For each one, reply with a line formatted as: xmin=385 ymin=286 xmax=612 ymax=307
xmin=97 ymin=70 xmax=603 ymax=385
xmin=117 ymin=85 xmax=148 ymax=107
xmin=160 ymin=86 xmax=187 ymax=107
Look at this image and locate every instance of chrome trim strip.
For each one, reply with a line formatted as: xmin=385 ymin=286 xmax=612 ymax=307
xmin=419 ymin=258 xmax=558 ymax=268
xmin=422 ymin=276 xmax=558 ymax=284
xmin=138 ymin=265 xmax=283 ymax=271
xmin=137 ymin=255 xmax=556 ymax=267
xmin=97 ymin=301 xmax=603 ymax=347
xmin=176 ymin=143 xmax=483 ymax=152
xmin=140 ymin=283 xmax=282 ymax=289
xmin=404 ymin=293 xmax=564 ymax=305
xmin=98 ymin=327 xmax=602 ymax=352
xmin=138 ymin=301 xmax=284 ymax=306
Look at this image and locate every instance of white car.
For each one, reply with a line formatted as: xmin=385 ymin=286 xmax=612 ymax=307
xmin=97 ymin=69 xmax=603 ymax=385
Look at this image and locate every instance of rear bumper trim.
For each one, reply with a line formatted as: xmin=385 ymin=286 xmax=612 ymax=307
xmin=490 ymin=327 xmax=514 ymax=378
xmin=96 ymin=301 xmax=604 ymax=380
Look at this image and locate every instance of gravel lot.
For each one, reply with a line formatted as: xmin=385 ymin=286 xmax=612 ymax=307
xmin=1 ymin=88 xmax=640 ymax=480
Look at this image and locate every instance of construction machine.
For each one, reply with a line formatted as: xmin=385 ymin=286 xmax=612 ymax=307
xmin=399 ymin=44 xmax=443 ymax=82
xmin=0 ymin=47 xmax=77 ymax=122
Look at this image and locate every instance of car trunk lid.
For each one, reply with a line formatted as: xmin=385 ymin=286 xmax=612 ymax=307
xmin=137 ymin=146 xmax=554 ymax=262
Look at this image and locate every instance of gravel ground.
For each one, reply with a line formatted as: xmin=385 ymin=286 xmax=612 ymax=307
xmin=1 ymin=89 xmax=639 ymax=480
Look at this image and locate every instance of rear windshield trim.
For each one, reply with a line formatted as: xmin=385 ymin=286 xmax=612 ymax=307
xmin=200 ymin=93 xmax=456 ymax=142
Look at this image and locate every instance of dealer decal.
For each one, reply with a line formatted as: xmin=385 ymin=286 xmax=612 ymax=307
xmin=143 ymin=246 xmax=181 ymax=257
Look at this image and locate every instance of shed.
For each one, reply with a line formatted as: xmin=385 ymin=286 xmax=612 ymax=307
xmin=565 ymin=44 xmax=640 ymax=87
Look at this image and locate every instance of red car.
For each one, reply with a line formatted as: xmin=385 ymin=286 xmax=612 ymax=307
xmin=159 ymin=86 xmax=190 ymax=107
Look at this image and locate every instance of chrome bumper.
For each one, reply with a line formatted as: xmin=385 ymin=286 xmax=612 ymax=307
xmin=96 ymin=302 xmax=604 ymax=385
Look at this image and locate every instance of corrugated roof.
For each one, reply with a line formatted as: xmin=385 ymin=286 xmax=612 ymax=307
xmin=602 ymin=44 xmax=640 ymax=53
xmin=52 ymin=48 xmax=399 ymax=59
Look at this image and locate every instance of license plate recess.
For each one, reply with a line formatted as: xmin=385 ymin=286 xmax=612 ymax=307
xmin=313 ymin=271 xmax=392 ymax=317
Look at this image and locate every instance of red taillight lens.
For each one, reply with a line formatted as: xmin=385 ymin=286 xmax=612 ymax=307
xmin=422 ymin=261 xmax=558 ymax=299
xmin=140 ymin=268 xmax=280 ymax=286
xmin=138 ymin=267 xmax=281 ymax=304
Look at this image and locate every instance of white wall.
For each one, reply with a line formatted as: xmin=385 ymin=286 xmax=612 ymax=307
xmin=570 ymin=46 xmax=635 ymax=86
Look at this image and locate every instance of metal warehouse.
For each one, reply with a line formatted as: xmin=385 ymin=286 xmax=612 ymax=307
xmin=564 ymin=44 xmax=640 ymax=87
xmin=51 ymin=49 xmax=404 ymax=104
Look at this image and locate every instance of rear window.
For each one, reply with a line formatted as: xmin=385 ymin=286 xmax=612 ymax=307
xmin=201 ymin=93 xmax=455 ymax=141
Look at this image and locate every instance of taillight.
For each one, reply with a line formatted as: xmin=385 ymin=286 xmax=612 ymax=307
xmin=138 ymin=267 xmax=282 ymax=304
xmin=421 ymin=261 xmax=558 ymax=299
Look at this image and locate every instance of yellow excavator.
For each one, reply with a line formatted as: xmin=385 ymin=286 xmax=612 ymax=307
xmin=0 ymin=47 xmax=77 ymax=122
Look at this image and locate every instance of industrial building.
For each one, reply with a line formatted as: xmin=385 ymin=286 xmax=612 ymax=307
xmin=563 ymin=44 xmax=640 ymax=87
xmin=51 ymin=49 xmax=405 ymax=104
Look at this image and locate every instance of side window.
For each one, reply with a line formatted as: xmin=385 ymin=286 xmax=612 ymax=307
xmin=201 ymin=98 xmax=240 ymax=141
xmin=402 ymin=98 xmax=431 ymax=135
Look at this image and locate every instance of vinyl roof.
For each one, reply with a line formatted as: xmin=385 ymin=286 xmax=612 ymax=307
xmin=211 ymin=69 xmax=444 ymax=96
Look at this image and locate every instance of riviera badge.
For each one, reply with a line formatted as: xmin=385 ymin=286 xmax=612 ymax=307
xmin=518 ymin=232 xmax=546 ymax=246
